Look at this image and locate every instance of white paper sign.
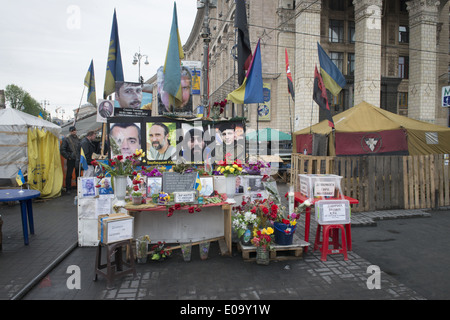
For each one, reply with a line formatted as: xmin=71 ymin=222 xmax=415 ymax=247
xmin=106 ymin=219 xmax=134 ymax=243
xmin=174 ymin=191 xmax=196 ymax=203
xmin=322 ymin=202 xmax=347 ymax=222
xmin=314 ymin=181 xmax=336 ymax=197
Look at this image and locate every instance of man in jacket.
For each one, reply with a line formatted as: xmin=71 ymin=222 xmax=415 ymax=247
xmin=80 ymin=130 xmax=98 ymax=177
xmin=60 ymin=126 xmax=81 ymax=194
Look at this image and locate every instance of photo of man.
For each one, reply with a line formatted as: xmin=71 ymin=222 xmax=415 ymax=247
xmin=181 ymin=126 xmax=213 ymax=164
xmin=146 ymin=122 xmax=177 ymax=161
xmin=115 ymin=81 xmax=143 ymax=109
xmin=214 ymin=122 xmax=245 ymax=163
xmin=97 ymin=99 xmax=114 ymax=123
xmin=178 ymin=66 xmax=192 ymax=113
xmin=157 ymin=66 xmax=193 ymax=116
xmin=157 ymin=66 xmax=171 ymax=114
xmin=109 ymin=122 xmax=141 ymax=158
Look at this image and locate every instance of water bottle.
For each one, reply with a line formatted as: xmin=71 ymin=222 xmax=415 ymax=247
xmin=74 ymin=196 xmax=78 ymax=206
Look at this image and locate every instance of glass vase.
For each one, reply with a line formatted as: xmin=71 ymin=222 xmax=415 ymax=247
xmin=256 ymin=246 xmax=269 ymax=265
xmin=136 ymin=239 xmax=149 ymax=264
xmin=199 ymin=241 xmax=210 ymax=260
xmin=181 ymin=242 xmax=192 ymax=262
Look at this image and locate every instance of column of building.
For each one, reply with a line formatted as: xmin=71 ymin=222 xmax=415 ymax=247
xmin=407 ymin=0 xmax=440 ymax=123
xmin=353 ymin=0 xmax=382 ymax=107
xmin=294 ymin=0 xmax=321 ymax=131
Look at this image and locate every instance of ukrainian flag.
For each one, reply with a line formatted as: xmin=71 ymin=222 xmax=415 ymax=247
xmin=80 ymin=147 xmax=89 ymax=171
xmin=16 ymin=169 xmax=25 ymax=186
xmin=38 ymin=112 xmax=44 ymax=119
xmin=194 ymin=173 xmax=202 ymax=191
xmin=84 ymin=59 xmax=97 ymax=107
xmin=163 ymin=2 xmax=185 ymax=107
xmin=317 ymin=42 xmax=347 ymax=96
xmin=227 ymin=39 xmax=264 ymax=104
xmin=104 ymin=9 xmax=124 ymax=99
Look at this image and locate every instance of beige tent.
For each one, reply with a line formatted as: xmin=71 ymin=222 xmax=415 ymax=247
xmin=293 ymin=101 xmax=450 ymax=156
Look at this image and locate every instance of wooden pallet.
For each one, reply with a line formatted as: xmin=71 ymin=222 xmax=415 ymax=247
xmin=237 ymin=235 xmax=310 ymax=262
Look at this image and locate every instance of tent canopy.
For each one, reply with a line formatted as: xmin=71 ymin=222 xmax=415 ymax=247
xmin=293 ymin=101 xmax=450 ymax=156
xmin=0 ymin=108 xmax=61 ymax=179
xmin=246 ymin=128 xmax=291 ymax=141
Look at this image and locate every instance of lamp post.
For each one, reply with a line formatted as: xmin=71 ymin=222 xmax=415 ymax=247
xmin=132 ymin=48 xmax=149 ymax=84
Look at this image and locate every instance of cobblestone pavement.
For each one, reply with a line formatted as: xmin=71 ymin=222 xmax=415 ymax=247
xmin=2 ymin=186 xmax=449 ymax=302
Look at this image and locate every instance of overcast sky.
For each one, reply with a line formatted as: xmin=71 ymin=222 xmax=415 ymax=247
xmin=0 ymin=0 xmax=198 ymax=117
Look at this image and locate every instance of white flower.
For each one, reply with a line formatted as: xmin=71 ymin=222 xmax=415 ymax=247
xmin=304 ymin=199 xmax=311 ymax=207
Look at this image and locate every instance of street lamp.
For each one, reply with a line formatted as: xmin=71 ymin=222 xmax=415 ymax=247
xmin=132 ymin=48 xmax=149 ymax=84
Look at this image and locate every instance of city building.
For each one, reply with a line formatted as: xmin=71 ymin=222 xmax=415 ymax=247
xmin=149 ymin=0 xmax=449 ymax=133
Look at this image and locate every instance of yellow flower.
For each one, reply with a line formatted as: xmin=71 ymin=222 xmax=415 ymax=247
xmin=290 ymin=220 xmax=297 ymax=226
xmin=225 ymin=165 xmax=230 ymax=171
xmin=220 ymin=167 xmax=225 ymax=173
xmin=229 ymin=167 xmax=235 ymax=173
xmin=233 ymin=164 xmax=238 ymax=168
xmin=238 ymin=167 xmax=243 ymax=171
xmin=266 ymin=227 xmax=274 ymax=235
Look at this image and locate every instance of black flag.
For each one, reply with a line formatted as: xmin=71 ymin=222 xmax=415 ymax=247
xmin=235 ymin=0 xmax=252 ymax=85
xmin=313 ymin=65 xmax=334 ymax=128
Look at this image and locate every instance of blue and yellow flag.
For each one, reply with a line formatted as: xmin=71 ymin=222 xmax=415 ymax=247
xmin=104 ymin=9 xmax=124 ymax=99
xmin=80 ymin=147 xmax=89 ymax=171
xmin=16 ymin=169 xmax=25 ymax=186
xmin=194 ymin=173 xmax=202 ymax=191
xmin=163 ymin=2 xmax=185 ymax=107
xmin=227 ymin=39 xmax=264 ymax=104
xmin=38 ymin=111 xmax=44 ymax=119
xmin=317 ymin=42 xmax=346 ymax=96
xmin=84 ymin=59 xmax=97 ymax=107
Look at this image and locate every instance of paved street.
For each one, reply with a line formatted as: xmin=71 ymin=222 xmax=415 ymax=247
xmin=1 ymin=183 xmax=449 ymax=303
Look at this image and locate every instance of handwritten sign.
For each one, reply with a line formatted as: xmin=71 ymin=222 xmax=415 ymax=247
xmin=315 ymin=200 xmax=351 ymax=224
xmin=174 ymin=191 xmax=196 ymax=203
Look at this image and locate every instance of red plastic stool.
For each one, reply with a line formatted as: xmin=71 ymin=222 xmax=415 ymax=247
xmin=313 ymin=224 xmax=348 ymax=261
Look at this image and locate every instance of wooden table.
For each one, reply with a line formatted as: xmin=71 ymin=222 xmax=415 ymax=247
xmin=0 ymin=189 xmax=41 ymax=245
xmin=126 ymin=202 xmax=232 ymax=256
xmin=294 ymin=192 xmax=359 ymax=253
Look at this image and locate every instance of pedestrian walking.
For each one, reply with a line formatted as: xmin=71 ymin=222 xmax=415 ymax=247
xmin=60 ymin=126 xmax=81 ymax=194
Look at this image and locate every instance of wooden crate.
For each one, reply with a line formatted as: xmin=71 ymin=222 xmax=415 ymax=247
xmin=237 ymin=235 xmax=310 ymax=262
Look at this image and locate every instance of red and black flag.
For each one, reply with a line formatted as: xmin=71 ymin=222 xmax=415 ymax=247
xmin=235 ymin=0 xmax=252 ymax=86
xmin=285 ymin=48 xmax=295 ymax=101
xmin=313 ymin=65 xmax=334 ymax=128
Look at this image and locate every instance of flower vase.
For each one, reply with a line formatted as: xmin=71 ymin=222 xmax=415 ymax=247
xmin=181 ymin=242 xmax=192 ymax=262
xmin=136 ymin=239 xmax=149 ymax=264
xmin=114 ymin=175 xmax=128 ymax=207
xmin=199 ymin=241 xmax=210 ymax=260
xmin=132 ymin=196 xmax=143 ymax=205
xmin=274 ymin=222 xmax=296 ymax=245
xmin=225 ymin=176 xmax=236 ymax=197
xmin=256 ymin=246 xmax=270 ymax=265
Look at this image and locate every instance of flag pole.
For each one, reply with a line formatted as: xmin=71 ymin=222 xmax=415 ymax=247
xmin=74 ymin=85 xmax=86 ymax=126
xmin=288 ymin=96 xmax=293 ymax=134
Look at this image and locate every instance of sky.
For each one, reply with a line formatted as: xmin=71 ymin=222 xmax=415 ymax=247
xmin=0 ymin=0 xmax=198 ymax=117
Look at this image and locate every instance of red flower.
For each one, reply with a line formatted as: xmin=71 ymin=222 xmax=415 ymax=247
xmin=116 ymin=155 xmax=123 ymax=161
xmin=133 ymin=185 xmax=139 ymax=191
xmin=195 ymin=207 xmax=201 ymax=212
xmin=241 ymin=201 xmax=247 ymax=206
xmin=188 ymin=207 xmax=195 ymax=214
xmin=262 ymin=207 xmax=269 ymax=215
xmin=91 ymin=160 xmax=98 ymax=166
xmin=282 ymin=219 xmax=290 ymax=225
xmin=174 ymin=203 xmax=181 ymax=210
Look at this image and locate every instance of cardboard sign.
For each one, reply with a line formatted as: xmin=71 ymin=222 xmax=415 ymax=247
xmin=174 ymin=191 xmax=196 ymax=203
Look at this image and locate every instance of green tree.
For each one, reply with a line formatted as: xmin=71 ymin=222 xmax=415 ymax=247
xmin=4 ymin=84 xmax=48 ymax=120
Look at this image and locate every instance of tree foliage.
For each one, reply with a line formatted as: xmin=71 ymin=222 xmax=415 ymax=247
xmin=4 ymin=84 xmax=48 ymax=120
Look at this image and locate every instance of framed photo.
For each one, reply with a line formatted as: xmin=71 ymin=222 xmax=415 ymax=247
xmin=98 ymin=177 xmax=114 ymax=196
xmin=81 ymin=177 xmax=96 ymax=197
xmin=147 ymin=177 xmax=162 ymax=196
xmin=199 ymin=176 xmax=214 ymax=197
xmin=242 ymin=175 xmax=264 ymax=193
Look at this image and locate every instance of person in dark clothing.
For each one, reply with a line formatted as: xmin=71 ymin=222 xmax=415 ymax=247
xmin=80 ymin=131 xmax=98 ymax=177
xmin=60 ymin=126 xmax=81 ymax=194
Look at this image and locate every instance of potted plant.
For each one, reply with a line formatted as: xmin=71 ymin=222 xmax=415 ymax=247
xmin=273 ymin=199 xmax=311 ymax=245
xmin=131 ymin=190 xmax=143 ymax=205
xmin=136 ymin=235 xmax=150 ymax=264
xmin=150 ymin=241 xmax=172 ymax=261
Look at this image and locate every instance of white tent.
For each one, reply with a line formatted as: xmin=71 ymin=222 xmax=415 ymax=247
xmin=0 ymin=108 xmax=61 ymax=179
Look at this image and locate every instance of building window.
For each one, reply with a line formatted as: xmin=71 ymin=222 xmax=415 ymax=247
xmin=398 ymin=92 xmax=408 ymax=116
xmin=400 ymin=0 xmax=408 ymax=12
xmin=347 ymin=53 xmax=355 ymax=75
xmin=348 ymin=21 xmax=355 ymax=43
xmin=329 ymin=20 xmax=344 ymax=43
xmin=399 ymin=25 xmax=409 ymax=43
xmin=329 ymin=0 xmax=344 ymax=11
xmin=398 ymin=56 xmax=409 ymax=79
xmin=330 ymin=52 xmax=344 ymax=73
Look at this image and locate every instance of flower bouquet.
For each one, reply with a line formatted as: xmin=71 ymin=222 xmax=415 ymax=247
xmin=252 ymin=227 xmax=274 ymax=265
xmin=136 ymin=235 xmax=150 ymax=263
xmin=243 ymin=160 xmax=271 ymax=175
xmin=150 ymin=241 xmax=172 ymax=261
xmin=214 ymin=160 xmax=243 ymax=177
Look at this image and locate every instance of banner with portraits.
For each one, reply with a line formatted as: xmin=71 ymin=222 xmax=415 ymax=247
xmin=107 ymin=117 xmax=246 ymax=166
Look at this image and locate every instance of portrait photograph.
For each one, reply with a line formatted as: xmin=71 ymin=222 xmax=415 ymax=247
xmin=199 ymin=176 xmax=214 ymax=197
xmin=97 ymin=99 xmax=114 ymax=123
xmin=109 ymin=121 xmax=142 ymax=159
xmin=242 ymin=175 xmax=264 ymax=193
xmin=114 ymin=81 xmax=143 ymax=109
xmin=146 ymin=121 xmax=177 ymax=162
xmin=81 ymin=177 xmax=96 ymax=197
xmin=147 ymin=177 xmax=162 ymax=196
xmin=98 ymin=177 xmax=114 ymax=196
xmin=180 ymin=123 xmax=214 ymax=164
